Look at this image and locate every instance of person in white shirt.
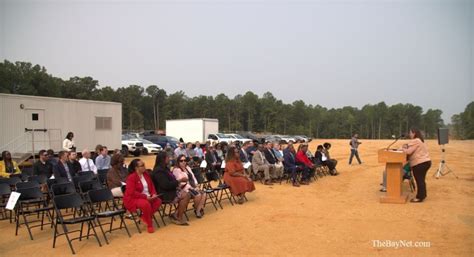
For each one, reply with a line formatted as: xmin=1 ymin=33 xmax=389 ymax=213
xmin=62 ymin=132 xmax=75 ymax=152
xmin=79 ymin=149 xmax=98 ymax=174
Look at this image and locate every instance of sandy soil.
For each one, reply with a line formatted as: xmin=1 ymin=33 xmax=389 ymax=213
xmin=1 ymin=139 xmax=472 ymax=257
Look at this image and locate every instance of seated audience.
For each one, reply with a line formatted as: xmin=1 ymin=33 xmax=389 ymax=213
xmin=194 ymin=142 xmax=204 ymax=159
xmin=174 ymin=142 xmax=187 ymax=158
xmin=152 ymin=152 xmax=191 ymax=226
xmin=95 ymin=146 xmax=111 ymax=171
xmin=263 ymin=142 xmax=284 ymax=181
xmin=46 ymin=149 xmax=58 ymax=167
xmin=67 ymin=151 xmax=82 ymax=174
xmin=215 ymin=143 xmax=224 ymax=161
xmin=186 ymin=143 xmax=196 ymax=158
xmin=53 ymin=151 xmax=76 ymax=181
xmin=205 ymin=145 xmax=221 ymax=172
xmin=224 ymin=146 xmax=255 ymax=204
xmin=172 ymin=154 xmax=206 ymax=218
xmin=0 ymin=151 xmax=20 ymax=178
xmin=107 ymin=153 xmax=127 ymax=197
xmin=283 ymin=144 xmax=309 ymax=186
xmin=323 ymin=143 xmax=338 ymax=175
xmin=124 ymin=159 xmax=161 ymax=233
xmin=296 ymin=144 xmax=315 ymax=178
xmin=33 ymin=149 xmax=53 ymax=178
xmin=252 ymin=144 xmax=273 ymax=185
xmin=79 ymin=149 xmax=98 ymax=174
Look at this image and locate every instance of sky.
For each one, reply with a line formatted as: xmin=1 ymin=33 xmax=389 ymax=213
xmin=0 ymin=0 xmax=472 ymax=122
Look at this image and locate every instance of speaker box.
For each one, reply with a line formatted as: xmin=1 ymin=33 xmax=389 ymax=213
xmin=438 ymin=128 xmax=449 ymax=145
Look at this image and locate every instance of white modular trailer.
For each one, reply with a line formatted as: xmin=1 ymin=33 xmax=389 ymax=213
xmin=0 ymin=93 xmax=122 ymax=155
xmin=166 ymin=118 xmax=218 ymax=143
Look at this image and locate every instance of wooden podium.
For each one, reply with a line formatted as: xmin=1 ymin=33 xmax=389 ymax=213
xmin=378 ymin=149 xmax=408 ymax=204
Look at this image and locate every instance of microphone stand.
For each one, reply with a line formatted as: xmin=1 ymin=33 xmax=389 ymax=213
xmin=386 ymin=135 xmax=404 ymax=150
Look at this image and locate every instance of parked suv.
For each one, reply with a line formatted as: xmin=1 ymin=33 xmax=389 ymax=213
xmin=143 ymin=135 xmax=179 ymax=149
xmin=121 ymin=134 xmax=144 ymax=157
xmin=207 ymin=133 xmax=235 ymax=145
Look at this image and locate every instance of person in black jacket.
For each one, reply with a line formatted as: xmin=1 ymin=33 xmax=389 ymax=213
xmin=67 ymin=151 xmax=82 ymax=174
xmin=33 ymin=149 xmax=53 ymax=178
xmin=263 ymin=142 xmax=283 ymax=180
xmin=53 ymin=151 xmax=76 ymax=181
xmin=151 ymin=151 xmax=190 ymax=226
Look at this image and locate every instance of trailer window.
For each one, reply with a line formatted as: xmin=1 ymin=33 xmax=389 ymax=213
xmin=96 ymin=117 xmax=112 ymax=130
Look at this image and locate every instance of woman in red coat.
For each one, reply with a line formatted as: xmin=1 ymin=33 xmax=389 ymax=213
xmin=224 ymin=146 xmax=255 ymax=204
xmin=123 ymin=159 xmax=161 ymax=233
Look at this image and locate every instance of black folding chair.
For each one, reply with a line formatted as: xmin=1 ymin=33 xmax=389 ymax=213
xmin=6 ymin=176 xmax=22 ymax=189
xmin=73 ymin=174 xmax=94 ymax=190
xmin=97 ymin=169 xmax=108 ymax=186
xmin=192 ymin=167 xmax=218 ymax=211
xmin=52 ymin=193 xmax=102 ymax=254
xmin=0 ymin=183 xmax=12 ymax=222
xmin=29 ymin=175 xmax=48 ymax=185
xmin=87 ymin=188 xmax=131 ymax=244
xmin=15 ymin=186 xmax=54 ymax=240
xmin=15 ymin=181 xmax=40 ymax=190
xmin=78 ymin=180 xmax=103 ymax=202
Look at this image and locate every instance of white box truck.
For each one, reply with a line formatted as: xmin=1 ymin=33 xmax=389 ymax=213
xmin=165 ymin=118 xmax=218 ymax=143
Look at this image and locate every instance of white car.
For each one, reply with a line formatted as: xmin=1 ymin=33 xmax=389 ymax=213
xmin=226 ymin=134 xmax=252 ymax=144
xmin=141 ymin=139 xmax=163 ymax=154
xmin=277 ymin=135 xmax=297 ymax=144
xmin=207 ymin=133 xmax=235 ymax=145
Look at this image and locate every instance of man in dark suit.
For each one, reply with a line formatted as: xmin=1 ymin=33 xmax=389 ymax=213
xmin=53 ymin=151 xmax=76 ymax=182
xmin=33 ymin=149 xmax=53 ymax=178
xmin=263 ymin=142 xmax=284 ymax=180
xmin=205 ymin=145 xmax=221 ymax=171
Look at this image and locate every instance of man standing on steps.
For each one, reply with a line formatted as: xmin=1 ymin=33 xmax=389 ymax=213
xmin=349 ymin=133 xmax=362 ymax=165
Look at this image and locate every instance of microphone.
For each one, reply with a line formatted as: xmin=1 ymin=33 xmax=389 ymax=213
xmin=386 ymin=134 xmax=405 ymax=150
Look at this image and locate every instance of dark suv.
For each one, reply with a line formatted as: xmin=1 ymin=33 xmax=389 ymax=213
xmin=143 ymin=135 xmax=179 ymax=149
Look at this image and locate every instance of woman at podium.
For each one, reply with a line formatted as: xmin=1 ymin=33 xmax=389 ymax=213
xmin=402 ymin=128 xmax=432 ymax=203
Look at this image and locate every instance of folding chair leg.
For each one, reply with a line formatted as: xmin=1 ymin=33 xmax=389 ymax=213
xmin=96 ymin=218 xmax=109 ymax=245
xmin=88 ymin=220 xmax=102 ymax=247
xmin=61 ymin=223 xmax=76 ymax=255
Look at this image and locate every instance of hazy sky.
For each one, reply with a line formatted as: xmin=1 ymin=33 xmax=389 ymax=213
xmin=1 ymin=0 xmax=472 ymax=122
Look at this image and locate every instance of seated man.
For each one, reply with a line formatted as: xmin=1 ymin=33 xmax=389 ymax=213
xmin=95 ymin=146 xmax=111 ymax=171
xmin=33 ymin=149 xmax=53 ymax=178
xmin=53 ymin=151 xmax=76 ymax=181
xmin=263 ymin=142 xmax=284 ymax=181
xmin=79 ymin=149 xmax=98 ymax=174
xmin=252 ymin=144 xmax=274 ymax=185
xmin=283 ymin=144 xmax=309 ymax=186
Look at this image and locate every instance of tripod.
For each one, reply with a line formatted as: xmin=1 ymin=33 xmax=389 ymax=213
xmin=434 ymin=145 xmax=458 ymax=179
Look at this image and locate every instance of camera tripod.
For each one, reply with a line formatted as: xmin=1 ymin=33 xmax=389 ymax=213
xmin=434 ymin=145 xmax=458 ymax=179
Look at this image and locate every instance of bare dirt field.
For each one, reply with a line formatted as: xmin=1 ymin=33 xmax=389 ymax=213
xmin=1 ymin=139 xmax=472 ymax=257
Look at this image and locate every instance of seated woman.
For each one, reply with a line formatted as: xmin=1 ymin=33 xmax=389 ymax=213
xmin=172 ymin=154 xmax=207 ymax=218
xmin=0 ymin=151 xmax=20 ymax=178
xmin=223 ymin=146 xmax=255 ymax=204
xmin=107 ymin=153 xmax=127 ymax=197
xmin=314 ymin=145 xmax=324 ymax=165
xmin=322 ymin=143 xmax=338 ymax=176
xmin=296 ymin=144 xmax=315 ymax=179
xmin=152 ymin=152 xmax=191 ymax=226
xmin=123 ymin=159 xmax=161 ymax=233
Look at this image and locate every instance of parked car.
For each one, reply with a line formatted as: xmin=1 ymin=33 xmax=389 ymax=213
xmin=277 ymin=135 xmax=297 ymax=144
xmin=237 ymin=131 xmax=265 ymax=144
xmin=207 ymin=133 xmax=235 ymax=145
xmin=143 ymin=135 xmax=179 ymax=149
xmin=121 ymin=134 xmax=144 ymax=157
xmin=140 ymin=139 xmax=163 ymax=154
xmin=225 ymin=134 xmax=252 ymax=144
xmin=293 ymin=135 xmax=307 ymax=143
xmin=264 ymin=135 xmax=285 ymax=144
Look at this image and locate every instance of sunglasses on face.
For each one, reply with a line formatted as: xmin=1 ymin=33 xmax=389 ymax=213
xmin=179 ymin=159 xmax=186 ymax=162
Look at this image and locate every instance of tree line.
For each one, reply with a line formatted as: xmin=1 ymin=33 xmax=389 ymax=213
xmin=1 ymin=60 xmax=472 ymax=139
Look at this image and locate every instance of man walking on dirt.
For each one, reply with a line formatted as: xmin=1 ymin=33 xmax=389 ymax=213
xmin=349 ymin=133 xmax=362 ymax=165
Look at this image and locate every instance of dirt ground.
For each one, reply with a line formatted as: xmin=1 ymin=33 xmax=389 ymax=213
xmin=0 ymin=139 xmax=472 ymax=257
